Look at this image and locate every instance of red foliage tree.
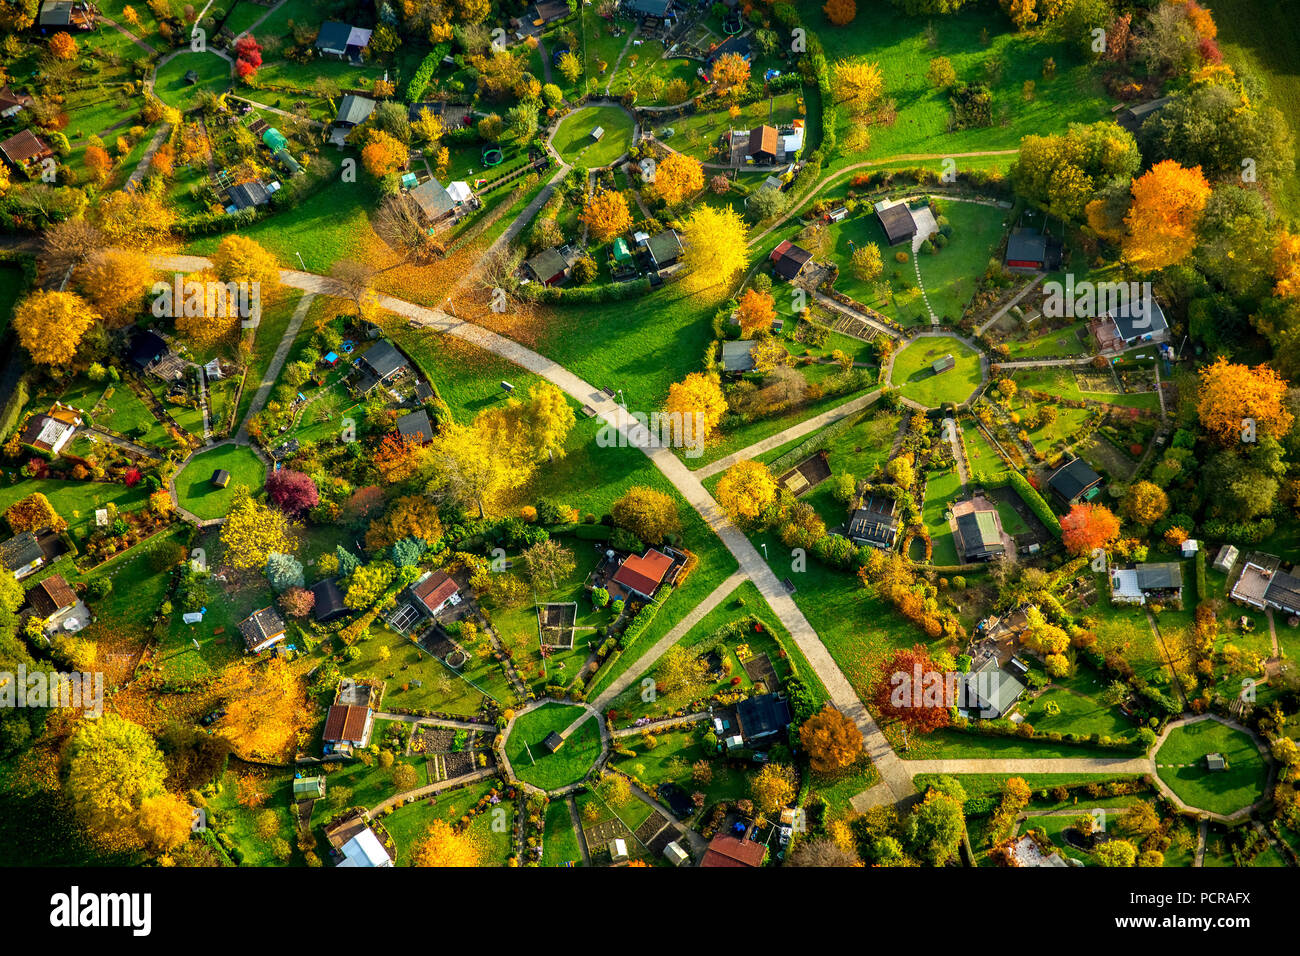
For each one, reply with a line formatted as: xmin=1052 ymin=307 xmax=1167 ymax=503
xmin=871 ymin=644 xmax=952 ymax=736
xmin=278 ymin=585 xmax=315 ymax=618
xmin=1060 ymin=503 xmax=1122 ymax=556
xmin=234 ymin=35 xmax=262 ymax=80
xmin=265 ymin=469 xmax=319 ymax=516
xmin=123 ymin=467 xmax=142 ymax=487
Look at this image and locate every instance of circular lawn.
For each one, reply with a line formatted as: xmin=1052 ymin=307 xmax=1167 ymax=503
xmin=174 ymin=443 xmax=266 ymax=521
xmin=153 ymin=51 xmax=232 ymax=110
xmin=504 ymin=702 xmax=602 ymax=791
xmin=1154 ymin=718 xmax=1268 ymax=817
xmin=888 ymin=335 xmax=984 ymax=408
xmin=551 ymin=106 xmax=635 ymax=168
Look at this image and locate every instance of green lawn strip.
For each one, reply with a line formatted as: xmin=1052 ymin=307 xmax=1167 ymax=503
xmin=541 ymin=797 xmax=584 ymax=866
xmin=1011 ymin=365 xmax=1160 ymax=412
xmin=810 ymin=757 xmax=881 ymax=820
xmin=1154 ymin=720 xmax=1268 ymax=816
xmin=918 ymin=201 xmax=1010 ymax=323
xmin=506 ymin=703 xmax=601 ymax=790
xmin=232 ymin=289 xmax=306 ymax=427
xmin=1021 ymin=673 xmax=1134 ymax=741
xmin=0 ymin=477 xmax=151 ymax=546
xmin=153 ymin=51 xmax=231 ymax=110
xmin=173 ymin=443 xmax=266 ymax=520
xmin=891 ymin=335 xmax=983 ymax=408
xmin=381 ymin=777 xmax=502 ymax=864
xmin=611 ymin=728 xmax=753 ymax=810
xmin=209 ymin=770 xmax=299 ymax=866
xmin=921 ymin=468 xmax=963 ymax=566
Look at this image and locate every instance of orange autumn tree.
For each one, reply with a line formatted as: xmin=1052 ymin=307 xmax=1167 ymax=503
xmin=49 ymin=31 xmax=76 ymax=59
xmin=5 ymin=492 xmax=66 ymax=533
xmin=211 ymin=234 xmax=283 ymax=298
xmin=1271 ymin=231 xmax=1300 ymax=298
xmin=1121 ymin=160 xmax=1210 ymax=272
xmin=364 ymin=494 xmax=443 ymax=551
xmin=1060 ymin=503 xmax=1122 ymax=556
xmin=654 ymin=152 xmax=704 ymax=207
xmin=578 ymin=188 xmax=632 ymax=243
xmin=361 ymin=129 xmax=409 ymax=179
xmin=735 ymin=287 xmax=776 ymax=337
xmin=410 ymin=820 xmax=479 ymax=867
xmin=1196 ymin=358 xmax=1294 ymax=445
xmin=823 ymin=0 xmax=856 ymax=25
xmin=84 ymin=142 xmax=113 ymax=184
xmin=76 ymin=248 xmax=152 ymax=327
xmin=374 ymin=433 xmax=431 ymax=484
xmin=799 ymin=704 xmax=863 ymax=773
xmin=173 ymin=270 xmax=242 ymax=348
xmin=711 ymin=51 xmax=750 ymax=95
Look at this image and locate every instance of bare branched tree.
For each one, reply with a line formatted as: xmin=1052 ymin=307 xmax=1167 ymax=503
xmin=39 ymin=218 xmax=105 ymax=287
xmin=372 ymin=194 xmax=445 ymax=266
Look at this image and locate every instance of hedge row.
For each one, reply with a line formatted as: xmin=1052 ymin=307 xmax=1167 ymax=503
xmin=517 ymin=276 xmax=651 ymax=304
xmin=404 ymin=43 xmax=452 ymax=104
xmin=1008 ymin=470 xmax=1061 ymax=537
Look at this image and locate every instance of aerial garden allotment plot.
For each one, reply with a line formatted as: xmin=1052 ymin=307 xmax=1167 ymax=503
xmin=0 ymin=0 xmax=1299 ymax=908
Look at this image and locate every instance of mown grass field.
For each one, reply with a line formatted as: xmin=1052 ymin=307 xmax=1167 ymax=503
xmin=890 ymin=335 xmax=983 ymax=407
xmin=1155 ymin=719 xmax=1268 ymax=816
xmin=552 ymin=105 xmax=635 ymax=167
xmin=173 ymin=443 xmax=266 ymax=519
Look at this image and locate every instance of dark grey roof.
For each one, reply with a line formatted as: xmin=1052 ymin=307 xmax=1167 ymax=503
xmin=736 ymin=694 xmax=791 ymax=742
xmin=227 ymin=181 xmax=270 ymax=210
xmin=315 ymin=21 xmax=353 ymax=52
xmin=876 ymin=202 xmax=917 ymax=245
xmin=410 ymin=178 xmax=454 ymax=220
xmin=1136 ymin=562 xmax=1182 ymax=591
xmin=721 ymin=339 xmax=755 ymax=372
xmin=524 ymin=247 xmax=569 ymax=283
xmin=1005 ymin=228 xmax=1047 ymax=264
xmin=629 ymin=0 xmax=673 ymax=16
xmin=1264 ymin=570 xmax=1300 ymax=616
xmin=311 ymin=578 xmax=349 ymax=622
xmin=359 ymin=340 xmax=407 ymax=380
xmin=128 ymin=329 xmax=168 ymax=369
xmin=1117 ymin=96 xmax=1172 ymax=134
xmin=238 ymin=606 xmax=286 ymax=651
xmin=38 ymin=0 xmax=72 ymax=25
xmin=336 ymin=94 xmax=376 ymax=126
xmin=772 ymin=242 xmax=812 ymax=280
xmin=396 ymin=409 xmax=434 ymax=442
xmin=1047 ymin=456 xmax=1102 ymax=502
xmin=848 ymin=496 xmax=899 ymax=547
xmin=963 ymin=657 xmax=1025 ymax=718
xmin=0 ymin=531 xmax=43 ymax=571
xmin=1108 ymin=297 xmax=1168 ymax=341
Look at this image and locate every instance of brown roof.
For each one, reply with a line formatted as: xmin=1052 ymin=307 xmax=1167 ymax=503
xmin=29 ymin=573 xmax=76 ymax=618
xmin=411 ymin=571 xmax=458 ymax=613
xmin=0 ymin=86 xmax=32 ymax=112
xmin=612 ymin=549 xmax=673 ymax=598
xmin=748 ymin=125 xmax=778 ymax=157
xmin=701 ymin=834 xmax=765 ymax=868
xmin=323 ymin=704 xmax=370 ymax=742
xmin=0 ymin=128 xmax=53 ymax=165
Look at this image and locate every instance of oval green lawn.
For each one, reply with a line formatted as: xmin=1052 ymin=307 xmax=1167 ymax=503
xmin=174 ymin=443 xmax=266 ymax=520
xmin=505 ymin=702 xmax=601 ymax=791
xmin=1155 ymin=719 xmax=1268 ymax=817
xmin=552 ymin=105 xmax=635 ymax=168
xmin=889 ymin=335 xmax=984 ymax=408
xmin=154 ymin=51 xmax=231 ymax=110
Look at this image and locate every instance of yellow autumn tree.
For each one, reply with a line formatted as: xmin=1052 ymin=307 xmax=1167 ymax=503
xmin=76 ymin=248 xmax=152 ymax=327
xmin=1121 ymin=159 xmax=1210 ymax=272
xmin=679 ymin=204 xmax=749 ymax=300
xmin=173 ymin=269 xmax=242 ymax=348
xmin=833 ymin=59 xmax=884 ymax=115
xmin=1196 ymin=358 xmax=1294 ymax=445
xmin=63 ymin=714 xmax=168 ymax=840
xmin=13 ymin=290 xmax=99 ymax=366
xmin=93 ymin=189 xmax=175 ymax=249
xmin=716 ymin=459 xmax=777 ymax=524
xmin=579 ymin=188 xmax=632 ymax=243
xmin=654 ymin=152 xmax=704 ymax=207
xmin=711 ymin=51 xmax=750 ymax=95
xmin=212 ymin=234 xmax=283 ymax=297
xmin=1122 ymin=480 xmax=1169 ymax=526
xmin=410 ymin=820 xmax=479 ymax=867
xmin=216 ymin=656 xmax=309 ymax=760
xmin=751 ymin=762 xmax=797 ymax=813
xmin=219 ymin=488 xmax=297 ymax=571
xmin=663 ymin=372 xmax=728 ymax=447
xmin=135 ymin=792 xmax=194 ymax=853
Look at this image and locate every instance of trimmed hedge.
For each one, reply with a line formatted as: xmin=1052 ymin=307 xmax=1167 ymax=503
xmin=404 ymin=44 xmax=451 ymax=104
xmin=1009 ymin=471 xmax=1061 ymax=537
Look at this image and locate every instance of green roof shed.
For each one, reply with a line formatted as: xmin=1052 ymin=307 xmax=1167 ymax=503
xmin=262 ymin=127 xmax=288 ymax=152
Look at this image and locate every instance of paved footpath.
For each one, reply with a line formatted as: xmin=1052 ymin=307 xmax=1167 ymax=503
xmin=695 ymin=391 xmax=881 ymax=480
xmin=593 ymin=571 xmax=746 ymax=710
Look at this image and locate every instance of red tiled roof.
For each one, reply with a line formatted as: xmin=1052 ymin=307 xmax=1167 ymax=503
xmin=701 ymin=835 xmax=765 ymax=868
xmin=412 ymin=571 xmax=458 ymax=613
xmin=323 ymin=704 xmax=370 ymax=742
xmin=0 ymin=128 xmax=52 ymax=164
xmin=30 ymin=574 xmax=76 ymax=617
xmin=612 ymin=549 xmax=673 ymax=598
